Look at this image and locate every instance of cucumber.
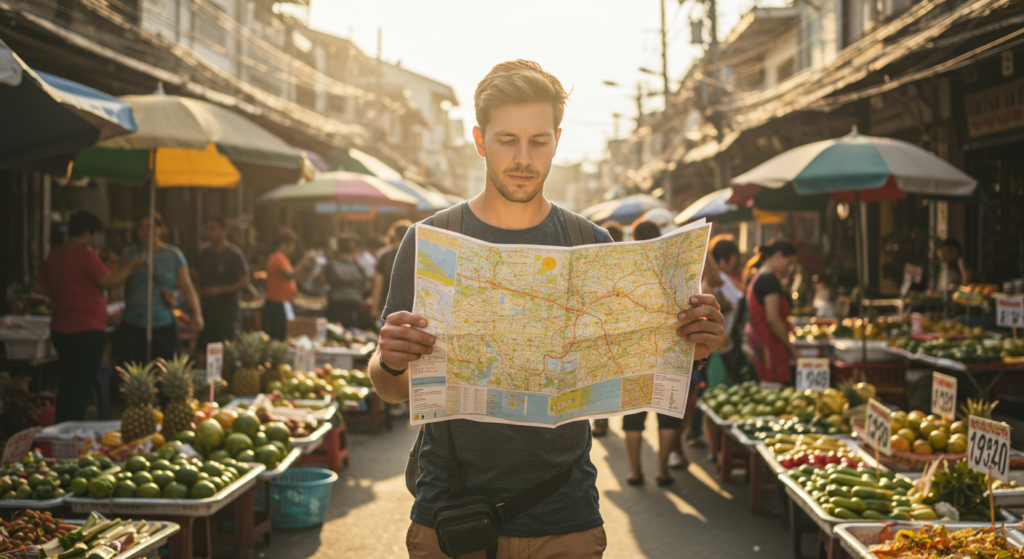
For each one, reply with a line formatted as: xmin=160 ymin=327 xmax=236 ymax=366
xmin=888 ymin=512 xmax=912 ymax=521
xmin=826 ymin=486 xmax=851 ymax=499
xmin=861 ymin=510 xmax=888 ymax=520
xmin=829 ymin=497 xmax=867 ymax=513
xmin=892 ymin=506 xmax=912 ymax=514
xmin=877 ymin=470 xmax=896 ymax=480
xmin=892 ymin=487 xmax=909 ymax=496
xmin=832 ymin=467 xmax=861 ymax=478
xmin=832 ymin=506 xmax=861 ymax=520
xmin=798 ymin=465 xmax=818 ymax=476
xmin=893 ymin=478 xmax=914 ymax=490
xmin=851 ymin=486 xmax=892 ymax=500
xmin=861 ymin=499 xmax=892 ymax=512
xmin=828 ymin=474 xmax=879 ymax=489
xmin=891 ymin=496 xmax=911 ymax=507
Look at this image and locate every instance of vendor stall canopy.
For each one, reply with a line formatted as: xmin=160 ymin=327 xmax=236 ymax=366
xmin=0 ymin=39 xmax=137 ymax=170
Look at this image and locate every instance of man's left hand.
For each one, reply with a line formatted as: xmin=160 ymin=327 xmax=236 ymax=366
xmin=677 ymin=294 xmax=725 ymax=362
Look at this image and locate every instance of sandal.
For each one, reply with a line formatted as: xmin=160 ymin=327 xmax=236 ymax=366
xmin=626 ymin=473 xmax=644 ymax=486
xmin=656 ymin=475 xmax=675 ymax=487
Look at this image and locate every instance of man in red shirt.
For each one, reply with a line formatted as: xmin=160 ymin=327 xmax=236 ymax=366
xmin=262 ymin=229 xmax=314 ymax=340
xmin=35 ymin=211 xmax=144 ymax=422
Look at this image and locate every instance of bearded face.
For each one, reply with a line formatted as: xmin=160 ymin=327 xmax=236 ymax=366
xmin=474 ymin=103 xmax=559 ymax=204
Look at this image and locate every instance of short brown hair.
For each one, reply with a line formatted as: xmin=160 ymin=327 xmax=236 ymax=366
xmin=474 ymin=60 xmax=569 ymax=133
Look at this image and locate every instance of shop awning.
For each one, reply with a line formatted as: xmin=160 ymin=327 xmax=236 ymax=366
xmin=0 ymin=39 xmax=136 ymax=170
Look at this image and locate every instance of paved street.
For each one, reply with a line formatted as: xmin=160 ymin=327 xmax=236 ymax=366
xmin=254 ymin=416 xmax=800 ymax=559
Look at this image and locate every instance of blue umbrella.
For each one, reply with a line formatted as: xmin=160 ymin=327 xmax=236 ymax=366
xmin=580 ymin=194 xmax=668 ymax=224
xmin=673 ymin=188 xmax=752 ymax=225
xmin=0 ymin=40 xmax=136 ymax=168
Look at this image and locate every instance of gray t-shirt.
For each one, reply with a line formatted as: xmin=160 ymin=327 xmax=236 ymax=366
xmin=383 ymin=202 xmax=612 ymax=537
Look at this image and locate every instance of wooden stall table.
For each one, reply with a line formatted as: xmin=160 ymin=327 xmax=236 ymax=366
xmin=300 ymin=423 xmax=350 ymax=471
xmin=342 ymin=391 xmax=392 ymax=434
xmin=729 ymin=426 xmax=777 ymax=514
xmin=697 ymin=401 xmax=747 ymax=483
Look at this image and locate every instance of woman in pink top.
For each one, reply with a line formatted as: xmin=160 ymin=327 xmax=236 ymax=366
xmin=35 ymin=212 xmax=144 ymax=422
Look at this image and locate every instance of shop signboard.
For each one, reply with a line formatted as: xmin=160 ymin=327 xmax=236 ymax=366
xmin=964 ymin=79 xmax=1024 ymax=138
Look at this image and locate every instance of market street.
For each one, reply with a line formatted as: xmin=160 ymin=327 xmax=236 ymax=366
xmin=255 ymin=418 xmax=796 ymax=559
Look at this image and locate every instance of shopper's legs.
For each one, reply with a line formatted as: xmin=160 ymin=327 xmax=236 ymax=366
xmin=151 ymin=323 xmax=180 ymax=361
xmin=622 ymin=412 xmax=646 ymax=484
xmin=262 ymin=301 xmax=287 ymax=341
xmin=52 ymin=330 xmax=107 ymax=423
xmin=656 ymin=414 xmax=684 ymax=483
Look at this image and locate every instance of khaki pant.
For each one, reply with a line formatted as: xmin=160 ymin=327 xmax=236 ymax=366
xmin=407 ymin=522 xmax=607 ymax=559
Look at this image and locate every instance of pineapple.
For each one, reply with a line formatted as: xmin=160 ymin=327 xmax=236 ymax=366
xmin=119 ymin=361 xmax=161 ymax=443
xmin=958 ymin=398 xmax=998 ymax=421
xmin=161 ymin=353 xmax=198 ymax=437
xmin=231 ymin=332 xmax=267 ymax=396
xmin=838 ymin=379 xmax=863 ymax=408
xmin=261 ymin=340 xmax=290 ymax=390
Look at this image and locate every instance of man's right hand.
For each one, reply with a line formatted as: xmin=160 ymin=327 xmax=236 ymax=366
xmin=378 ymin=311 xmax=435 ymax=371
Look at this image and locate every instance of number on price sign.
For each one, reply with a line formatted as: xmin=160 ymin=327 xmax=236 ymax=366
xmin=796 ymin=358 xmax=830 ymax=392
xmin=866 ymin=399 xmax=893 ymax=456
xmin=316 ymin=318 xmax=328 ymax=344
xmin=995 ymin=296 xmax=1024 ymax=329
xmin=931 ymin=372 xmax=957 ymax=421
xmin=206 ymin=342 xmax=224 ymax=383
xmin=967 ymin=415 xmax=1012 ymax=483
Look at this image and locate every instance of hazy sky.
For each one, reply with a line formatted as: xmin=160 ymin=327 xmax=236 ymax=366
xmin=308 ymin=0 xmax=751 ymax=165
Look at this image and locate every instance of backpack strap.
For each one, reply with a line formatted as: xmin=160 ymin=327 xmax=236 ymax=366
xmin=559 ymin=207 xmax=598 ymax=246
xmin=433 ymin=203 xmax=463 ymax=234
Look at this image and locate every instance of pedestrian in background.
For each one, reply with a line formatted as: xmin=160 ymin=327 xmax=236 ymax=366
xmin=35 ymin=211 xmax=145 ymax=422
xmin=743 ymin=240 xmax=799 ymax=383
xmin=196 ymin=216 xmax=249 ymax=349
xmin=621 ymin=220 xmax=685 ymax=486
xmin=262 ymin=229 xmax=315 ymax=341
xmin=119 ymin=212 xmax=203 ymax=364
xmin=325 ymin=233 xmax=368 ymax=327
xmin=372 ymin=220 xmax=412 ymax=322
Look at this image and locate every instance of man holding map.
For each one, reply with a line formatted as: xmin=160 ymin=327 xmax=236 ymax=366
xmin=369 ymin=60 xmax=725 ymax=559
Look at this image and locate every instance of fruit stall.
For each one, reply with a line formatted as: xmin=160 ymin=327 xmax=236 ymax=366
xmin=0 ymin=328 xmax=374 ymax=559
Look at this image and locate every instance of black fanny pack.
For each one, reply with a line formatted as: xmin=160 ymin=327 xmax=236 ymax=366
xmin=432 ymin=422 xmax=577 ymax=559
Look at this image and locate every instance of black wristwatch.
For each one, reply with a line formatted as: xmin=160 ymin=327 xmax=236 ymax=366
xmin=379 ymin=354 xmax=407 ymax=376
xmin=694 ymin=356 xmax=709 ymax=371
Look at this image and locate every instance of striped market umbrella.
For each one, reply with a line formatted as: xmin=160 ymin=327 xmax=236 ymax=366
xmin=580 ymin=194 xmax=668 ymax=225
xmin=269 ymin=171 xmax=418 ymax=209
xmin=674 ymin=188 xmax=752 ymax=225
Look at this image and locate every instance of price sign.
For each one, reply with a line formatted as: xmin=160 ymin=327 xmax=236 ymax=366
xmin=206 ymin=342 xmax=224 ymax=383
xmin=1 ymin=427 xmax=40 ymax=464
xmin=995 ymin=296 xmax=1024 ymax=328
xmin=795 ymin=358 xmax=830 ymax=392
xmin=316 ymin=317 xmax=328 ymax=344
xmin=968 ymin=415 xmax=1011 ymax=482
xmin=865 ymin=399 xmax=893 ymax=456
xmin=294 ymin=347 xmax=316 ymax=372
xmin=931 ymin=372 xmax=957 ymax=421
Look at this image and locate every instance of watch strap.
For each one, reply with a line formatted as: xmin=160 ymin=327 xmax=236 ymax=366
xmin=379 ymin=354 xmax=407 ymax=376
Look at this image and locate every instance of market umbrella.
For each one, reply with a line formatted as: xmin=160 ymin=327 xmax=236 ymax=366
xmin=0 ymin=40 xmax=137 ymax=169
xmin=264 ymin=171 xmax=418 ymax=210
xmin=731 ymin=127 xmax=978 ymax=360
xmin=71 ymin=93 xmax=304 ymax=359
xmin=674 ymin=188 xmax=753 ymax=225
xmin=341 ymin=148 xmax=404 ymax=180
xmin=580 ymin=194 xmax=668 ymax=225
xmin=378 ymin=178 xmax=453 ymax=212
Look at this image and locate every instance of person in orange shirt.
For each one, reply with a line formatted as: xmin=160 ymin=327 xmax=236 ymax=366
xmin=262 ymin=229 xmax=315 ymax=340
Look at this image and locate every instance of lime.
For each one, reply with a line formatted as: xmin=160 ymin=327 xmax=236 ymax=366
xmin=78 ymin=456 xmax=97 ymax=468
xmin=97 ymin=458 xmax=113 ymax=470
xmin=126 ymin=456 xmax=150 ymax=473
xmin=254 ymin=445 xmax=282 ymax=469
xmin=208 ymin=450 xmax=231 ymax=462
xmin=200 ymin=463 xmax=224 ymax=478
xmin=51 ymin=488 xmax=65 ymax=499
xmin=114 ymin=480 xmax=137 ymax=498
xmin=135 ymin=483 xmax=162 ymax=498
xmin=58 ymin=474 xmax=71 ymax=488
xmin=189 ymin=480 xmax=217 ymax=499
xmin=70 ymin=477 xmax=89 ymax=496
xmin=149 ymin=459 xmax=173 ymax=471
xmin=235 ymin=450 xmax=255 ymax=463
xmin=175 ymin=430 xmax=196 ymax=445
xmin=162 ymin=482 xmax=189 ymax=499
xmin=15 ymin=484 xmax=32 ymax=499
xmin=34 ymin=485 xmax=53 ymax=499
xmin=209 ymin=477 xmax=225 ymax=492
xmin=194 ymin=420 xmax=225 ymax=453
xmin=27 ymin=474 xmax=43 ymax=489
xmin=88 ymin=478 xmax=113 ymax=498
xmin=175 ymin=466 xmax=199 ymax=487
xmin=252 ymin=431 xmax=269 ymax=448
xmin=115 ymin=472 xmax=132 ymax=481
xmin=264 ymin=423 xmax=291 ymax=444
xmin=269 ymin=440 xmax=288 ymax=456
xmin=151 ymin=470 xmax=175 ymax=489
xmin=1 ymin=490 xmax=15 ymax=499
xmin=224 ymin=433 xmax=253 ymax=456
xmin=232 ymin=413 xmax=261 ymax=439
xmin=132 ymin=471 xmax=154 ymax=487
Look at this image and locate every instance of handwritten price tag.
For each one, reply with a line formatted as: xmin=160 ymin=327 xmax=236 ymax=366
xmin=866 ymin=399 xmax=893 ymax=456
xmin=968 ymin=415 xmax=1012 ymax=482
xmin=796 ymin=358 xmax=830 ymax=392
xmin=316 ymin=317 xmax=328 ymax=344
xmin=1 ymin=427 xmax=40 ymax=464
xmin=995 ymin=296 xmax=1024 ymax=328
xmin=931 ymin=372 xmax=957 ymax=421
xmin=206 ymin=342 xmax=224 ymax=383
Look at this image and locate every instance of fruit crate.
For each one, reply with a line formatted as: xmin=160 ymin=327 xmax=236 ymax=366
xmin=35 ymin=421 xmax=122 ymax=460
xmin=851 ymin=423 xmax=966 ymax=472
xmin=834 ymin=522 xmax=1024 ymax=559
xmin=0 ymin=497 xmax=65 ymax=512
xmin=64 ymin=463 xmax=265 ymax=517
xmin=830 ymin=360 xmax=908 ymax=410
xmin=226 ymin=396 xmax=336 ymax=422
xmin=54 ymin=518 xmax=182 ymax=559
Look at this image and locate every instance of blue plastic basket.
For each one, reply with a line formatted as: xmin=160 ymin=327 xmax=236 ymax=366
xmin=268 ymin=468 xmax=338 ymax=529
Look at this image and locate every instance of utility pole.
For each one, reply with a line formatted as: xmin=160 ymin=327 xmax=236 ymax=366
xmin=705 ymin=0 xmax=729 ymax=191
xmin=659 ymin=0 xmax=674 ymax=206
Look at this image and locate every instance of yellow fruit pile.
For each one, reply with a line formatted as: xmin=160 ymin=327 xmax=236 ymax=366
xmin=889 ymin=410 xmax=967 ymax=455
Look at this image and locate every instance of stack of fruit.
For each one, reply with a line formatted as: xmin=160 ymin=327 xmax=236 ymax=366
xmin=785 ymin=463 xmax=931 ymax=521
xmin=891 ymin=336 xmax=1002 ymax=364
xmin=0 ymin=510 xmax=78 ymax=550
xmin=173 ymin=412 xmax=292 ymax=470
xmin=763 ymin=433 xmax=865 ymax=470
xmin=324 ymin=328 xmax=377 ymax=350
xmin=791 ymin=323 xmax=831 ymax=341
xmin=67 ymin=446 xmax=252 ymax=500
xmin=0 ymin=453 xmax=71 ymax=501
xmin=888 ymin=410 xmax=966 ymax=456
xmin=701 ymin=381 xmax=868 ymax=431
xmin=34 ymin=512 xmax=162 ymax=559
xmin=736 ymin=415 xmax=848 ymax=441
xmin=1000 ymin=338 xmax=1024 ymax=364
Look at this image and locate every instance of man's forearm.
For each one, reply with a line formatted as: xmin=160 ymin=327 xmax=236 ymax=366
xmin=367 ymin=348 xmax=410 ymax=404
